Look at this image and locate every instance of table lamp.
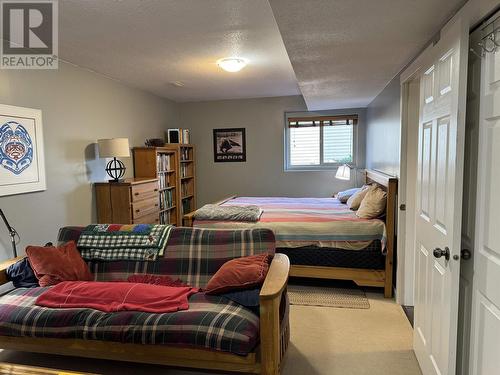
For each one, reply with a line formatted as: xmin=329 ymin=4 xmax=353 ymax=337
xmin=97 ymin=138 xmax=130 ymax=182
xmin=335 ymin=164 xmax=358 ymax=187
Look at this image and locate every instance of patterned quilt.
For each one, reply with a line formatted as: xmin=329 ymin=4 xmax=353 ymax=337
xmin=77 ymin=224 xmax=173 ymax=261
xmin=194 ymin=197 xmax=387 ymax=251
xmin=0 ymin=287 xmax=260 ymax=356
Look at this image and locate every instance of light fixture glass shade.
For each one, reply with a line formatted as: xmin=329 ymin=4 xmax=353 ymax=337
xmin=97 ymin=138 xmax=130 ymax=158
xmin=335 ymin=164 xmax=351 ymax=180
xmin=217 ymin=57 xmax=248 ymax=72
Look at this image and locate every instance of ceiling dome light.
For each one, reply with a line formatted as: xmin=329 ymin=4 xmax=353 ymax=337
xmin=217 ymin=57 xmax=248 ymax=72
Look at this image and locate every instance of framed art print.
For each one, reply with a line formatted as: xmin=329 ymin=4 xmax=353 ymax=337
xmin=213 ymin=128 xmax=246 ymax=162
xmin=0 ymin=104 xmax=46 ymax=196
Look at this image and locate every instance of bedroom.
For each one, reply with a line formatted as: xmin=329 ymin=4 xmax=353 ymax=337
xmin=0 ymin=0 xmax=499 ymax=375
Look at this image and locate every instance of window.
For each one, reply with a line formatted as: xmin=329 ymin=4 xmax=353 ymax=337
xmin=285 ymin=114 xmax=357 ymax=170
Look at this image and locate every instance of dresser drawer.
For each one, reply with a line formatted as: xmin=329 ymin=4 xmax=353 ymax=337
xmin=133 ymin=212 xmax=160 ymax=224
xmin=132 ymin=197 xmax=159 ymax=219
xmin=131 ymin=182 xmax=158 ymax=202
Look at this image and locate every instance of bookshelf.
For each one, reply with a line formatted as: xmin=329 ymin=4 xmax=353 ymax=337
xmin=133 ymin=147 xmax=180 ymax=225
xmin=163 ymin=144 xmax=196 ymax=219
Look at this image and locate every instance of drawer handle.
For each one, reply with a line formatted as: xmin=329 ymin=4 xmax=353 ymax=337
xmin=134 ymin=192 xmax=139 ymax=196
xmin=155 ymin=203 xmax=158 ymax=207
xmin=154 ymin=188 xmax=159 ymax=192
xmin=136 ymin=209 xmax=140 ymax=213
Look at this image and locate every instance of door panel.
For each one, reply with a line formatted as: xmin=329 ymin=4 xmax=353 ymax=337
xmin=469 ymin=11 xmax=500 ymax=375
xmin=413 ymin=15 xmax=468 ymax=375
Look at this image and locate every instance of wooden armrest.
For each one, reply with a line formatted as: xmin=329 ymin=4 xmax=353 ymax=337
xmin=260 ymin=254 xmax=290 ymax=301
xmin=259 ymin=253 xmax=290 ymax=374
xmin=0 ymin=256 xmax=25 ymax=285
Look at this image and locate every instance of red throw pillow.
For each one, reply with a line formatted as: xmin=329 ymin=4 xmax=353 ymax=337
xmin=205 ymin=253 xmax=272 ymax=295
xmin=26 ymin=241 xmax=93 ymax=287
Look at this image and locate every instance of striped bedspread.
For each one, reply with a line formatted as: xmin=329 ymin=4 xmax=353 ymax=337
xmin=193 ymin=197 xmax=386 ymax=251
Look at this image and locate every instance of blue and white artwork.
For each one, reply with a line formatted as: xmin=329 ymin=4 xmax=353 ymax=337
xmin=0 ymin=105 xmax=46 ymax=196
xmin=0 ymin=121 xmax=34 ymax=175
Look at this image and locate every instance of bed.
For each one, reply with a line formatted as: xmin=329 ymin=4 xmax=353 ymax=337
xmin=184 ymin=170 xmax=397 ymax=298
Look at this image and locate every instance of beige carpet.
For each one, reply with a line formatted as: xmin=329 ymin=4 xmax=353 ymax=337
xmin=288 ymin=285 xmax=370 ymax=309
xmin=0 ymin=292 xmax=422 ymax=375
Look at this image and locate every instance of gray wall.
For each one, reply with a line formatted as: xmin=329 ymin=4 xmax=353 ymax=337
xmin=0 ymin=62 xmax=178 ymax=259
xmin=178 ymin=96 xmax=366 ymax=206
xmin=365 ymin=75 xmax=401 ymax=177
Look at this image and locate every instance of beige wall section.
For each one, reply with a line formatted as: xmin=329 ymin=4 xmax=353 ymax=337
xmin=365 ymin=75 xmax=401 ymax=177
xmin=178 ymin=96 xmax=366 ymax=206
xmin=0 ymin=62 xmax=178 ymax=259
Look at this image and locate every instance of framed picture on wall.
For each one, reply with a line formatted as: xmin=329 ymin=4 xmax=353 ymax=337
xmin=0 ymin=104 xmax=46 ymax=197
xmin=213 ymin=127 xmax=246 ymax=162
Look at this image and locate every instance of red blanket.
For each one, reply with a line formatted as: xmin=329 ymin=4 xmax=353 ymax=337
xmin=35 ymin=281 xmax=199 ymax=313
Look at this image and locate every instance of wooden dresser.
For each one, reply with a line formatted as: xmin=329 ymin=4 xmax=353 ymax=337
xmin=95 ymin=178 xmax=159 ymax=224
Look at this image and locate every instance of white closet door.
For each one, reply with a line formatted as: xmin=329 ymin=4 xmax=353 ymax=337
xmin=469 ymin=11 xmax=500 ymax=375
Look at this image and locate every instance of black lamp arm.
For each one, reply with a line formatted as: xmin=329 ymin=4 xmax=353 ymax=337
xmin=0 ymin=209 xmax=18 ymax=258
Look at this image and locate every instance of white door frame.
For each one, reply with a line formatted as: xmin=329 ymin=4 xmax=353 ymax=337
xmin=397 ymin=77 xmax=421 ymax=306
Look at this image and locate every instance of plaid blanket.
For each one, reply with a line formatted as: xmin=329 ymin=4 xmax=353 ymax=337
xmin=194 ymin=197 xmax=387 ymax=251
xmin=77 ymin=224 xmax=173 ymax=261
xmin=0 ymin=287 xmax=260 ymax=356
xmin=60 ymin=226 xmax=276 ymax=289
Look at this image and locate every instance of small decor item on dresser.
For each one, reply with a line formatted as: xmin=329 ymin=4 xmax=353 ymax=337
xmin=145 ymin=138 xmax=164 ymax=147
xmin=0 ymin=104 xmax=46 ymax=197
xmin=97 ymin=138 xmax=130 ymax=182
xmin=213 ymin=127 xmax=246 ymax=162
xmin=167 ymin=128 xmax=180 ymax=143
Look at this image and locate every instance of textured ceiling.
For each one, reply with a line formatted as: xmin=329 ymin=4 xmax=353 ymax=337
xmin=58 ymin=0 xmax=466 ymax=107
xmin=269 ymin=0 xmax=465 ymax=110
xmin=59 ymin=0 xmax=300 ymax=102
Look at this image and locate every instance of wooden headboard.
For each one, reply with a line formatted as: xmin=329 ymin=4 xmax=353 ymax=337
xmin=364 ymin=169 xmax=398 ymax=296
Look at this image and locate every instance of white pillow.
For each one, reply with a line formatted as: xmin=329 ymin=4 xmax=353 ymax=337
xmin=335 ymin=188 xmax=361 ymax=203
xmin=356 ymin=187 xmax=387 ymax=219
xmin=346 ymin=185 xmax=371 ymax=210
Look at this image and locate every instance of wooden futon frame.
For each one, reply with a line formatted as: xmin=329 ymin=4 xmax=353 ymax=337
xmin=0 ymin=254 xmax=290 ymax=375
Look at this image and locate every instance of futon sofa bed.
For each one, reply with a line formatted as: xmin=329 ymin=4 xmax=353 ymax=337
xmin=0 ymin=226 xmax=290 ymax=375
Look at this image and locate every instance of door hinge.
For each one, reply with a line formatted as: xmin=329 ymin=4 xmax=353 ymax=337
xmin=400 ymin=204 xmax=406 ymax=211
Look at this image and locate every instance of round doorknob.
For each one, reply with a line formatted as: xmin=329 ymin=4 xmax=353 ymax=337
xmin=433 ymin=247 xmax=450 ymax=261
xmin=461 ymin=249 xmax=472 ymax=260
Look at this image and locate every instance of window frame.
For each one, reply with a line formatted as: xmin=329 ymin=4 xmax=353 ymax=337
xmin=284 ymin=112 xmax=359 ymax=171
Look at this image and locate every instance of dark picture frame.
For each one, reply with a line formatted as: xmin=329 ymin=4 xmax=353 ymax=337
xmin=213 ymin=128 xmax=246 ymax=162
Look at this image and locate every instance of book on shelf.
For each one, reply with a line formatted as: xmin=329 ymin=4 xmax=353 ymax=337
xmin=159 ymin=189 xmax=174 ymax=210
xmin=156 ymin=153 xmax=171 ymax=171
xmin=181 ymin=181 xmax=191 ymax=197
xmin=182 ymin=198 xmax=191 ymax=214
xmin=180 ymin=164 xmax=189 ymax=178
xmin=180 ymin=147 xmax=190 ymax=160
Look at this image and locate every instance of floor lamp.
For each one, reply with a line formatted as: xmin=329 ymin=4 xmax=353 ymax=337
xmin=0 ymin=209 xmax=18 ymax=258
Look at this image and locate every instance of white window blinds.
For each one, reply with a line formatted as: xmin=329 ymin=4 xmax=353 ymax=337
xmin=287 ymin=115 xmax=357 ymax=168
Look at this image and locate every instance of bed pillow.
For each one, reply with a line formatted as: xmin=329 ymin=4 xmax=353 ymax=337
xmin=356 ymin=187 xmax=387 ymax=219
xmin=26 ymin=241 xmax=93 ymax=287
xmin=205 ymin=253 xmax=272 ymax=295
xmin=347 ymin=185 xmax=372 ymax=210
xmin=335 ymin=188 xmax=361 ymax=203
